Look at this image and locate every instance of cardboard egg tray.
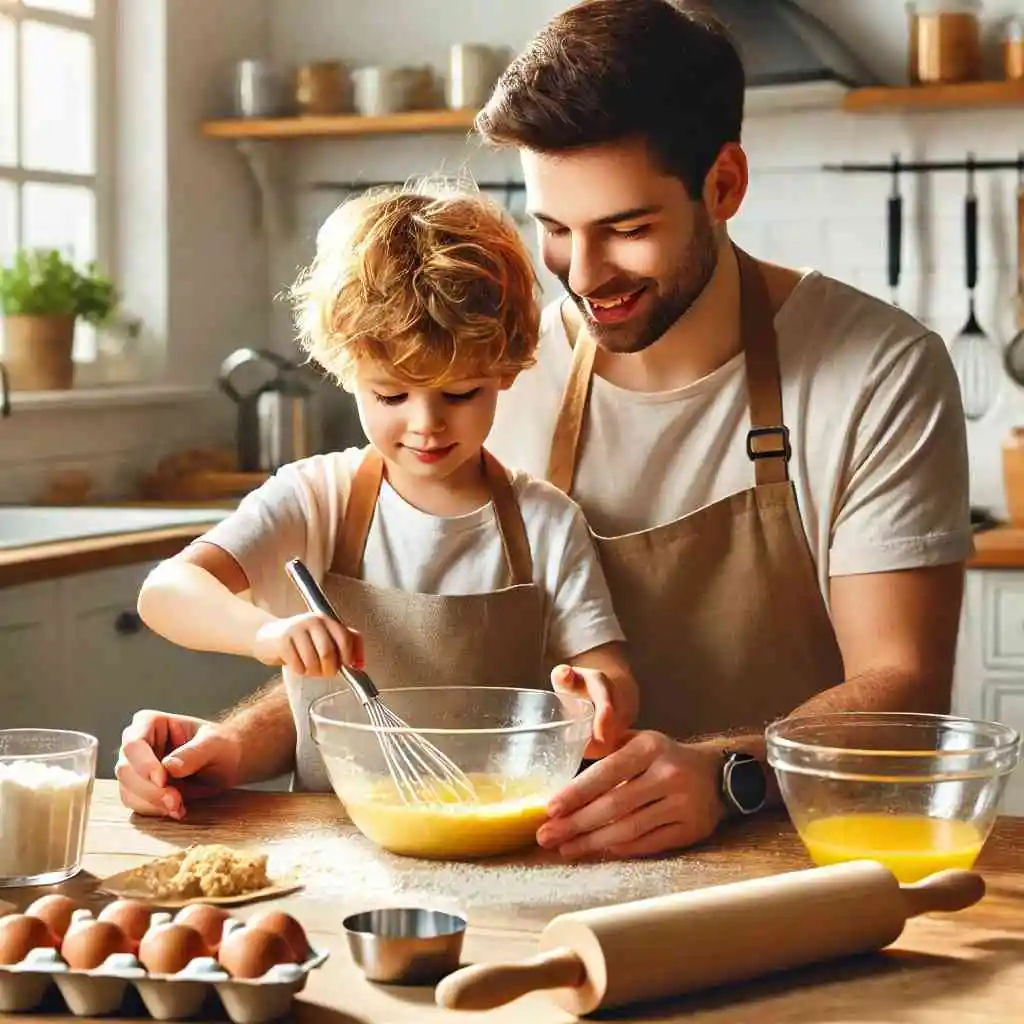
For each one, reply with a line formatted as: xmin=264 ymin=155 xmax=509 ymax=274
xmin=0 ymin=909 xmax=329 ymax=1023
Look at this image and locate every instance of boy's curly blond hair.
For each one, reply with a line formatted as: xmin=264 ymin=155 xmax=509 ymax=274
xmin=289 ymin=181 xmax=540 ymax=388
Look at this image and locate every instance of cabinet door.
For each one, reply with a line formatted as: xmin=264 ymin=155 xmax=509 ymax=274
xmin=981 ymin=680 xmax=1024 ymax=817
xmin=0 ymin=580 xmax=62 ymax=729
xmin=59 ymin=564 xmax=273 ymax=777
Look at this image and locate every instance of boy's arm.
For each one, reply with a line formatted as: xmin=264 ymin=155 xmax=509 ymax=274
xmin=137 ymin=542 xmax=276 ymax=657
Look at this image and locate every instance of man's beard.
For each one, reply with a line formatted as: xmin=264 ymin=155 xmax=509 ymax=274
xmin=561 ymin=207 xmax=719 ymax=355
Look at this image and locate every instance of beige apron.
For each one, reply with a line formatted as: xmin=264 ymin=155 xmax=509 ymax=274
xmin=288 ymin=447 xmax=545 ymax=791
xmin=546 ymin=249 xmax=844 ymax=742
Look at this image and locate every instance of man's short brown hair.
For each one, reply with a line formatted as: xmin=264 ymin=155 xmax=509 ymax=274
xmin=476 ymin=0 xmax=745 ymax=199
xmin=289 ymin=182 xmax=540 ymax=388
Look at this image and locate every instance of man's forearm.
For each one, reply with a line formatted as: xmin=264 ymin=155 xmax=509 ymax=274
xmin=691 ymin=667 xmax=952 ymax=810
xmin=219 ymin=677 xmax=296 ymax=784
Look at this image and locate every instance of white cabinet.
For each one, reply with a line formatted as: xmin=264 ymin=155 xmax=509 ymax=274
xmin=954 ymin=569 xmax=1024 ymax=816
xmin=0 ymin=564 xmax=272 ymax=778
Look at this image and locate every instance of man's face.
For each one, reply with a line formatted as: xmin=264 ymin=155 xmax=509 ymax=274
xmin=522 ymin=139 xmax=719 ymax=354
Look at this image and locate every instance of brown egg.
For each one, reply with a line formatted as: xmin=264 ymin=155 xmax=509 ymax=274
xmin=61 ymin=920 xmax=133 ymax=970
xmin=174 ymin=904 xmax=231 ymax=953
xmin=246 ymin=909 xmax=309 ymax=961
xmin=217 ymin=926 xmax=295 ymax=979
xmin=138 ymin=923 xmax=210 ymax=976
xmin=97 ymin=900 xmax=153 ymax=953
xmin=24 ymin=895 xmax=79 ymax=941
xmin=0 ymin=914 xmax=58 ymax=965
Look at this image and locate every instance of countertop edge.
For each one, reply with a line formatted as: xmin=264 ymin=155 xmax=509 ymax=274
xmin=0 ymin=524 xmax=212 ymax=587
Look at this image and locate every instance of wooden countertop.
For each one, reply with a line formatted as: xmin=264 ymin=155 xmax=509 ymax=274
xmin=0 ymin=523 xmax=214 ymax=588
xmin=969 ymin=526 xmax=1024 ymax=570
xmin=9 ymin=780 xmax=1024 ymax=1022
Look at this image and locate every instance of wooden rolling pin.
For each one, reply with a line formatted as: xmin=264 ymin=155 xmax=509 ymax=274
xmin=435 ymin=861 xmax=984 ymax=1016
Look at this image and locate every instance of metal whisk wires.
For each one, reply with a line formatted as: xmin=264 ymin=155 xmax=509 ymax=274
xmin=285 ymin=559 xmax=477 ymax=806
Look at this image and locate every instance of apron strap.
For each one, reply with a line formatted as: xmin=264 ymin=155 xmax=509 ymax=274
xmin=331 ymin=447 xmax=385 ymax=577
xmin=331 ymin=446 xmax=534 ymax=585
xmin=482 ymin=449 xmax=535 ymax=586
xmin=546 ymin=303 xmax=596 ymax=494
xmin=545 ymin=250 xmax=791 ymax=493
xmin=736 ymin=248 xmax=790 ymax=486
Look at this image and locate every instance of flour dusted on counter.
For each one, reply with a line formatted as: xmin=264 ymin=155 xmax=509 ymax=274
xmin=0 ymin=760 xmax=91 ymax=879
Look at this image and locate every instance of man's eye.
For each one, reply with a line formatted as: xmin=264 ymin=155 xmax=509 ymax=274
xmin=444 ymin=388 xmax=481 ymax=403
xmin=374 ymin=392 xmax=407 ymax=406
xmin=615 ymin=225 xmax=650 ymax=239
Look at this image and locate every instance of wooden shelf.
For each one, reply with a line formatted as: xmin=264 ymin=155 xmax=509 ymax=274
xmin=201 ymin=107 xmax=479 ymax=140
xmin=842 ymin=79 xmax=1024 ymax=113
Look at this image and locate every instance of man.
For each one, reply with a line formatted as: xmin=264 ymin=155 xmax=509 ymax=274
xmin=117 ymin=0 xmax=971 ymax=857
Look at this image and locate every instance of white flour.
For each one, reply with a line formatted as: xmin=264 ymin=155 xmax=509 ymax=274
xmin=265 ymin=827 xmax=729 ymax=914
xmin=0 ymin=760 xmax=90 ymax=879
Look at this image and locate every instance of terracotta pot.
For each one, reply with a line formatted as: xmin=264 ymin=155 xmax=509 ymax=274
xmin=2 ymin=314 xmax=76 ymax=390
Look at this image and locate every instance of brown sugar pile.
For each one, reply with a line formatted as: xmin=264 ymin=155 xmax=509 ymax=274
xmin=131 ymin=844 xmax=271 ymax=899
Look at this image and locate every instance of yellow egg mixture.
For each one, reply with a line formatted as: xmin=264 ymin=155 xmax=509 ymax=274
xmin=338 ymin=773 xmax=551 ymax=859
xmin=799 ymin=813 xmax=985 ymax=882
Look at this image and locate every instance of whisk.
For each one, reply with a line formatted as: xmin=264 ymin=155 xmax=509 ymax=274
xmin=285 ymin=558 xmax=477 ymax=806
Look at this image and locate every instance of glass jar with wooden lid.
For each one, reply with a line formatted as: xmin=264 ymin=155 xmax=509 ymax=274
xmin=907 ymin=0 xmax=983 ymax=84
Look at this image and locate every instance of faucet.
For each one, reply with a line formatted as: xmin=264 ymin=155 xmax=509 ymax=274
xmin=0 ymin=362 xmax=9 ymax=417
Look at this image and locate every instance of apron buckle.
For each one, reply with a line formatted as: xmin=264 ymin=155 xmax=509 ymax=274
xmin=746 ymin=425 xmax=791 ymax=462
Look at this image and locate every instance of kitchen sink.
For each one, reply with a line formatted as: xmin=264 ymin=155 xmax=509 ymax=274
xmin=0 ymin=506 xmax=231 ymax=550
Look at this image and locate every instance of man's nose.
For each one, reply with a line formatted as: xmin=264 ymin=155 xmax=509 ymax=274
xmin=567 ymin=236 xmax=608 ymax=298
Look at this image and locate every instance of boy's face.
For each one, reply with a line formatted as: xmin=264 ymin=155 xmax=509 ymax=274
xmin=353 ymin=365 xmax=507 ymax=485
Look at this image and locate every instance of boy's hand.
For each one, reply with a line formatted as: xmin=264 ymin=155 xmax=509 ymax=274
xmin=253 ymin=613 xmax=364 ymax=676
xmin=551 ymin=664 xmax=632 ymax=759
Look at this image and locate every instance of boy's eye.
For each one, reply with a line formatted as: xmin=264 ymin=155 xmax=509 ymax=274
xmin=443 ymin=388 xmax=482 ymax=403
xmin=373 ymin=392 xmax=407 ymax=406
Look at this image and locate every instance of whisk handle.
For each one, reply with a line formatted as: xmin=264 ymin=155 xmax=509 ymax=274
xmin=286 ymin=558 xmax=340 ymax=621
xmin=284 ymin=558 xmax=380 ymax=703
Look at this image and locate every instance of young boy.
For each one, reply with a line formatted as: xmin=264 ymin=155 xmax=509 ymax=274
xmin=137 ymin=183 xmax=639 ymax=793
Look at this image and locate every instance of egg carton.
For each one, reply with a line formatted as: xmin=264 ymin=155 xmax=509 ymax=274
xmin=0 ymin=911 xmax=329 ymax=1024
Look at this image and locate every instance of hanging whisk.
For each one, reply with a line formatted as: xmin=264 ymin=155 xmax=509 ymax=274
xmin=285 ymin=558 xmax=477 ymax=806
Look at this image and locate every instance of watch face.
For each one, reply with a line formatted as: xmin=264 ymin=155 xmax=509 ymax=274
xmin=723 ymin=753 xmax=767 ymax=815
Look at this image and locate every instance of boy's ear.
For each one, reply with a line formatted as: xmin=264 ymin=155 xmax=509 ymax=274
xmin=498 ymin=373 xmax=518 ymax=391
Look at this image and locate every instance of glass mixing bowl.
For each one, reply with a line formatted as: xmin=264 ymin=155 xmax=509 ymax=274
xmin=310 ymin=686 xmax=594 ymax=860
xmin=766 ymin=712 xmax=1021 ymax=882
xmin=0 ymin=729 xmax=98 ymax=886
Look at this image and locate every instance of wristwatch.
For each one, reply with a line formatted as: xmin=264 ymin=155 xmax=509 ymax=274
xmin=720 ymin=750 xmax=767 ymax=817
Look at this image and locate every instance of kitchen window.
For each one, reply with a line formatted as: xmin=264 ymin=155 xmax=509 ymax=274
xmin=0 ymin=0 xmax=115 ymax=364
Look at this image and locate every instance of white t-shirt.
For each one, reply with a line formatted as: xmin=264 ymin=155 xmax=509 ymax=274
xmin=197 ymin=448 xmax=624 ymax=663
xmin=487 ymin=271 xmax=974 ymax=599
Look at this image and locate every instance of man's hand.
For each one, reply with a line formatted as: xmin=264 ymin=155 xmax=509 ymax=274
xmin=115 ymin=710 xmax=244 ymax=820
xmin=537 ymin=731 xmax=725 ymax=858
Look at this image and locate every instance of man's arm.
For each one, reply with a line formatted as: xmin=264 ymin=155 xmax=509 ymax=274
xmin=218 ymin=676 xmax=297 ymax=785
xmin=693 ymin=560 xmax=965 ymax=806
xmin=538 ymin=561 xmax=966 ymax=857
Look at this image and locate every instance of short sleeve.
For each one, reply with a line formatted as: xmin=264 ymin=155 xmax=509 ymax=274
xmin=544 ymin=504 xmax=626 ymax=662
xmin=828 ymin=331 xmax=974 ymax=576
xmin=196 ymin=451 xmax=358 ymax=613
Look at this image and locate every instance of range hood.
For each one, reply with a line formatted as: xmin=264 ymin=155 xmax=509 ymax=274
xmin=700 ymin=0 xmax=876 ymax=112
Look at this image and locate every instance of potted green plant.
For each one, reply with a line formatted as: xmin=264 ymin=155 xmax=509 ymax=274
xmin=0 ymin=248 xmax=118 ymax=391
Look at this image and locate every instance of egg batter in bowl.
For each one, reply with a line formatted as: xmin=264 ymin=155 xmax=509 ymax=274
xmin=326 ymin=770 xmax=551 ymax=859
xmin=311 ymin=687 xmax=594 ymax=860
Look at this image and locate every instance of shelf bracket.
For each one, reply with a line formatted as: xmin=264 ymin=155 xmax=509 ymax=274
xmin=234 ymin=140 xmax=291 ymax=236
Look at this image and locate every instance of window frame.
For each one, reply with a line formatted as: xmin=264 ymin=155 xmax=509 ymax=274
xmin=0 ymin=0 xmax=117 ymax=360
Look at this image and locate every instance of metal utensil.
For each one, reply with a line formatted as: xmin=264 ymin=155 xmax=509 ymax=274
xmin=887 ymin=155 xmax=902 ymax=307
xmin=1002 ymin=156 xmax=1024 ymax=385
xmin=284 ymin=558 xmax=477 ymax=805
xmin=950 ymin=155 xmax=1002 ymax=421
xmin=343 ymin=907 xmax=467 ymax=985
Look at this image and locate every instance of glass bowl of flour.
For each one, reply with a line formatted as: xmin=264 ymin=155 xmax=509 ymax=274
xmin=0 ymin=729 xmax=98 ymax=886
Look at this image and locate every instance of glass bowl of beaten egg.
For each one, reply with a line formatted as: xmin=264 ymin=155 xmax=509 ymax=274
xmin=310 ymin=686 xmax=594 ymax=860
xmin=766 ymin=712 xmax=1021 ymax=882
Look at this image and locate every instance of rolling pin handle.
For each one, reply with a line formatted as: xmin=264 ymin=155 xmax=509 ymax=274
xmin=900 ymin=869 xmax=985 ymax=918
xmin=434 ymin=947 xmax=586 ymax=1012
